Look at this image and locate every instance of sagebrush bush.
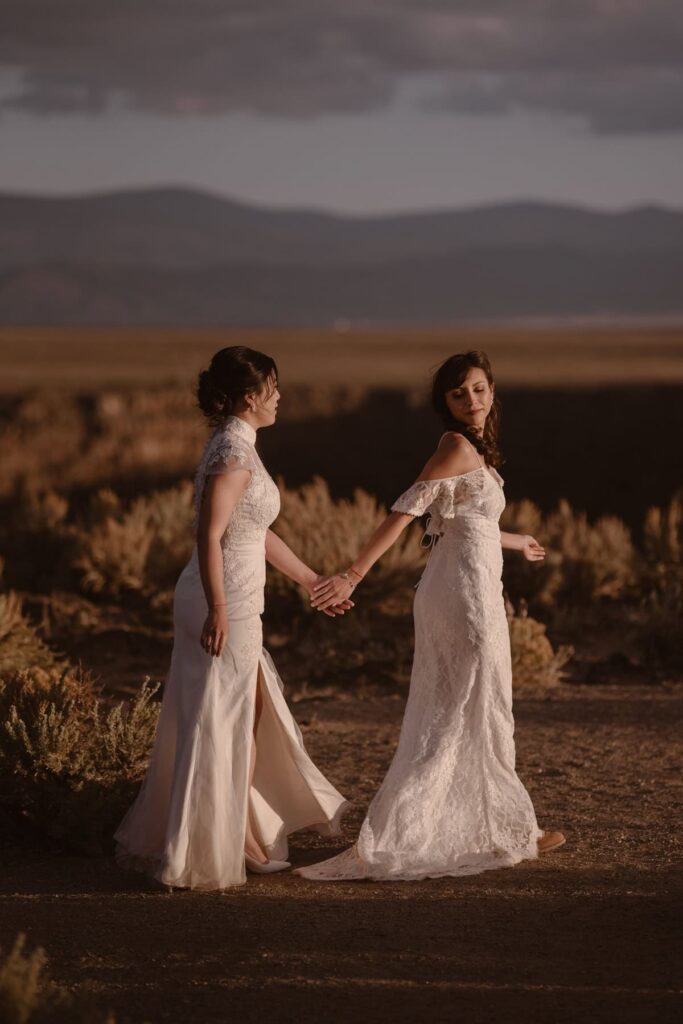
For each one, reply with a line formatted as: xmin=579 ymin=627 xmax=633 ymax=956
xmin=641 ymin=492 xmax=682 ymax=592
xmin=72 ymin=483 xmax=193 ymax=598
xmin=501 ymin=499 xmax=636 ymax=608
xmin=0 ymin=589 xmax=65 ymax=676
xmin=0 ymin=387 xmax=203 ymax=501
xmin=1 ymin=491 xmax=75 ymax=593
xmin=638 ymin=493 xmax=683 ymax=668
xmin=507 ymin=601 xmax=573 ymax=689
xmin=0 ymin=932 xmax=114 ymax=1023
xmin=0 ymin=667 xmax=160 ymax=852
xmin=269 ymin=476 xmax=425 ymax=614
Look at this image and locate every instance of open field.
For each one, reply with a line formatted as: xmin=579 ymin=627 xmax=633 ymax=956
xmin=1 ymin=683 xmax=682 ymax=1023
xmin=1 ymin=325 xmax=681 ymax=1022
xmin=1 ymin=325 xmax=683 ymax=392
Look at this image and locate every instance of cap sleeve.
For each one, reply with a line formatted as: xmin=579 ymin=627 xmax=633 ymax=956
xmin=391 ymin=479 xmax=443 ymax=517
xmin=205 ymin=436 xmax=259 ymax=476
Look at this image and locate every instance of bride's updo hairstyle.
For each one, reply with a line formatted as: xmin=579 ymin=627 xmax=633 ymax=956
xmin=431 ymin=350 xmax=503 ymax=467
xmin=197 ymin=346 xmax=278 ymax=427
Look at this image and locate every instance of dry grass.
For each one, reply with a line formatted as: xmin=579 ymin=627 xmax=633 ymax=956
xmin=0 ymin=388 xmax=204 ymax=501
xmin=638 ymin=492 xmax=683 ymax=669
xmin=270 ymin=476 xmax=425 ymax=611
xmin=0 ymin=590 xmax=65 ymax=677
xmin=501 ymin=498 xmax=636 ymax=609
xmin=507 ymin=601 xmax=573 ymax=689
xmin=0 ymin=667 xmax=160 ymax=852
xmin=2 ymin=326 xmax=683 ymax=392
xmin=0 ymin=932 xmax=114 ymax=1023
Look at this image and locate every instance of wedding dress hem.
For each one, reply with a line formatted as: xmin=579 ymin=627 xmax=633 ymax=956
xmin=114 ymin=797 xmax=353 ymax=892
xmin=294 ymin=827 xmax=543 ymax=882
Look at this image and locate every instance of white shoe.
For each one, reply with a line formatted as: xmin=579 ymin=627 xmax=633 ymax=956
xmin=244 ymin=854 xmax=291 ymax=874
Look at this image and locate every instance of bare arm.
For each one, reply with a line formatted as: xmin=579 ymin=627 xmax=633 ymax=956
xmin=424 ymin=434 xmax=544 ymax=561
xmin=265 ymin=529 xmax=353 ymax=616
xmin=500 ymin=531 xmax=545 ymax=561
xmin=265 ymin=529 xmax=317 ymax=590
xmin=196 ymin=469 xmax=250 ymax=655
xmin=312 ymin=435 xmax=478 ymax=611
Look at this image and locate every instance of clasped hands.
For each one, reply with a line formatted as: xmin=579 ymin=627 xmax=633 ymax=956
xmin=310 ymin=569 xmax=361 ymax=615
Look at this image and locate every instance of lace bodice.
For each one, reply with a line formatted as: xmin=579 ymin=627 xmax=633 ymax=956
xmin=391 ymin=465 xmax=505 ymax=539
xmin=193 ymin=416 xmax=280 ymax=540
xmin=190 ymin=416 xmax=280 ymax=617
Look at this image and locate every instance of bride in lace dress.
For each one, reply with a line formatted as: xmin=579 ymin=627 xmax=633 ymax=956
xmin=115 ymin=347 xmax=350 ymax=890
xmin=296 ymin=351 xmax=565 ymax=881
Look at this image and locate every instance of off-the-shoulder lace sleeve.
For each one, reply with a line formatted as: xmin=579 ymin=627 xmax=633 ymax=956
xmin=391 ymin=479 xmax=443 ymax=517
xmin=205 ymin=437 xmax=259 ymax=476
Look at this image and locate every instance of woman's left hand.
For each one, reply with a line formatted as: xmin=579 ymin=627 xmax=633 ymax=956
xmin=521 ymin=535 xmax=545 ymax=562
xmin=311 ymin=573 xmax=357 ymax=612
xmin=308 ymin=574 xmax=355 ymax=616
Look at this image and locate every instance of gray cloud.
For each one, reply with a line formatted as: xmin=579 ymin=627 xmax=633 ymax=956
xmin=0 ymin=1 xmax=681 ymax=132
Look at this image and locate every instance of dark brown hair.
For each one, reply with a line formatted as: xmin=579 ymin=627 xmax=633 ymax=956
xmin=431 ymin=350 xmax=502 ymax=467
xmin=197 ymin=346 xmax=278 ymax=427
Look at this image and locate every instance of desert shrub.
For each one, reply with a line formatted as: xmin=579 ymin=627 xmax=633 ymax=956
xmin=501 ymin=499 xmax=636 ymax=608
xmin=264 ymin=477 xmax=426 ymax=681
xmin=72 ymin=490 xmax=154 ymax=596
xmin=0 ymin=667 xmax=160 ymax=853
xmin=269 ymin=476 xmax=425 ymax=618
xmin=0 ymin=589 xmax=65 ymax=676
xmin=507 ymin=601 xmax=573 ymax=689
xmin=544 ymin=501 xmax=635 ymax=603
xmin=0 ymin=387 xmax=203 ymax=501
xmin=0 ymin=491 xmax=75 ymax=593
xmin=638 ymin=493 xmax=683 ymax=669
xmin=500 ymin=500 xmax=560 ymax=607
xmin=0 ymin=932 xmax=114 ymax=1023
xmin=641 ymin=492 xmax=682 ymax=592
xmin=638 ymin=583 xmax=683 ymax=670
xmin=72 ymin=483 xmax=193 ymax=598
xmin=142 ymin=481 xmax=195 ymax=589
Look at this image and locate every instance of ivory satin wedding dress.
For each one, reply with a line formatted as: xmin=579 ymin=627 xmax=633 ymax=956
xmin=115 ymin=415 xmax=349 ymax=890
xmin=296 ymin=440 xmax=542 ymax=881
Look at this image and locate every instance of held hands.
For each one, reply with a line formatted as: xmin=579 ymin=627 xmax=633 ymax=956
xmin=521 ymin=535 xmax=545 ymax=562
xmin=311 ymin=570 xmax=361 ymax=613
xmin=201 ymin=606 xmax=229 ymax=657
xmin=309 ymin=574 xmax=355 ymax=617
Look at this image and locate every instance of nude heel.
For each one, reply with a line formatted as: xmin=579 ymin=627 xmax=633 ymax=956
xmin=244 ymin=854 xmax=291 ymax=874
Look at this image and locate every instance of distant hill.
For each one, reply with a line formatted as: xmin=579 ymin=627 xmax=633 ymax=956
xmin=0 ymin=188 xmax=681 ymax=324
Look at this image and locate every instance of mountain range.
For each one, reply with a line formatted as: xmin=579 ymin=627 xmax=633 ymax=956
xmin=1 ymin=188 xmax=681 ymax=324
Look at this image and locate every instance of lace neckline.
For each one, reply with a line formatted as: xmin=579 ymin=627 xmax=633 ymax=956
xmin=223 ymin=415 xmax=257 ymax=445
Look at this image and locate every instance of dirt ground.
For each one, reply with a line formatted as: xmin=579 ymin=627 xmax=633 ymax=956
xmin=1 ymin=681 xmax=682 ymax=1024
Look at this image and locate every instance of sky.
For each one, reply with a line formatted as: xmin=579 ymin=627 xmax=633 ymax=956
xmin=1 ymin=0 xmax=682 ymax=213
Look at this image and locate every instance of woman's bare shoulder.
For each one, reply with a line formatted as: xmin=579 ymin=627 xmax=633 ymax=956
xmin=418 ymin=432 xmax=477 ymax=481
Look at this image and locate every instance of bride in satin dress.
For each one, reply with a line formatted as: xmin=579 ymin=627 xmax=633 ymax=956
xmin=115 ymin=346 xmax=350 ymax=889
xmin=296 ymin=351 xmax=565 ymax=882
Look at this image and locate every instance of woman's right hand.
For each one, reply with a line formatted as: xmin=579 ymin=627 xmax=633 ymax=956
xmin=311 ymin=573 xmax=357 ymax=612
xmin=200 ymin=606 xmax=229 ymax=657
xmin=308 ymin=574 xmax=355 ymax=617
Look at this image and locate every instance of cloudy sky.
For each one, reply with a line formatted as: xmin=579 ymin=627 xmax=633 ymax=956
xmin=1 ymin=0 xmax=682 ymax=212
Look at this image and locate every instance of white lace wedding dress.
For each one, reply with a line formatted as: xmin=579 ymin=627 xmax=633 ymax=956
xmin=296 ymin=441 xmax=542 ymax=881
xmin=115 ymin=415 xmax=349 ymax=890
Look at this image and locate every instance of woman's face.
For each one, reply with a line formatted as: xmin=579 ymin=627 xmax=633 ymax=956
xmin=444 ymin=367 xmax=494 ymax=433
xmin=249 ymin=374 xmax=280 ymax=428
